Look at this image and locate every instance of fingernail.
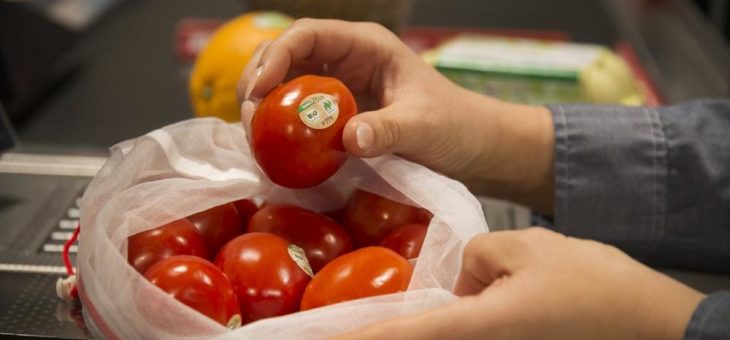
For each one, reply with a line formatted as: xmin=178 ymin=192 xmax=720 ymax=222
xmin=245 ymin=41 xmax=270 ymax=75
xmin=244 ymin=66 xmax=263 ymax=101
xmin=241 ymin=100 xmax=256 ymax=137
xmin=356 ymin=122 xmax=374 ymax=151
xmin=241 ymin=100 xmax=255 ymax=117
xmin=240 ymin=41 xmax=270 ymax=97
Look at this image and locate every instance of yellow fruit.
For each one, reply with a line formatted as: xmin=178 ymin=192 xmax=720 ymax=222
xmin=580 ymin=50 xmax=642 ymax=105
xmin=189 ymin=12 xmax=292 ymax=122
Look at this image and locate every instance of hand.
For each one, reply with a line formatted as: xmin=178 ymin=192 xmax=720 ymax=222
xmin=237 ymin=19 xmax=555 ymax=213
xmin=337 ymin=228 xmax=704 ymax=340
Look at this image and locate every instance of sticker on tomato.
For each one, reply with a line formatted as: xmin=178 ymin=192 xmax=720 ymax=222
xmin=287 ymin=244 xmax=314 ymax=277
xmin=298 ymin=93 xmax=339 ymax=129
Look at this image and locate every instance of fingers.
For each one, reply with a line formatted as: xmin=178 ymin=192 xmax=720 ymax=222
xmin=250 ymin=19 xmax=398 ymax=98
xmin=237 ymin=41 xmax=268 ymax=137
xmin=453 ymin=229 xmax=550 ymax=296
xmin=240 ymin=100 xmax=256 ymax=139
xmin=342 ymin=105 xmax=407 ymax=157
xmin=334 ymin=296 xmax=486 ymax=340
xmin=336 ymin=228 xmax=561 ymax=340
xmin=237 ymin=40 xmax=271 ymax=103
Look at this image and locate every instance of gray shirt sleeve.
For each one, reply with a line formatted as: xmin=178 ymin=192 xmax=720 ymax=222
xmin=684 ymin=291 xmax=730 ymax=340
xmin=548 ymin=99 xmax=730 ymax=273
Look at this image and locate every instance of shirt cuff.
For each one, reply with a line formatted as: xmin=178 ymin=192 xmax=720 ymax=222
xmin=548 ymin=104 xmax=668 ymax=260
xmin=684 ymin=291 xmax=730 ymax=340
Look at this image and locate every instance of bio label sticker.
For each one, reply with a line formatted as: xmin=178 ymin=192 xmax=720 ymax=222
xmin=287 ymin=244 xmax=314 ymax=277
xmin=298 ymin=93 xmax=339 ymax=129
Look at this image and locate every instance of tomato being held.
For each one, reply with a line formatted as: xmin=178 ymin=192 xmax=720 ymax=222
xmin=300 ymin=246 xmax=413 ymax=310
xmin=214 ymin=233 xmax=311 ymax=323
xmin=247 ymin=204 xmax=352 ymax=272
xmin=144 ymin=255 xmax=241 ymax=327
xmin=251 ymin=75 xmax=357 ymax=188
xmin=380 ymin=223 xmax=428 ymax=260
xmin=343 ymin=189 xmax=427 ymax=246
xmin=187 ymin=203 xmax=243 ymax=256
xmin=128 ymin=219 xmax=208 ymax=274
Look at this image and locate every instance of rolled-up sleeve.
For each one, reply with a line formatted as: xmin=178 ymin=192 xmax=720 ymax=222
xmin=548 ymin=99 xmax=730 ymax=273
xmin=684 ymin=291 xmax=730 ymax=340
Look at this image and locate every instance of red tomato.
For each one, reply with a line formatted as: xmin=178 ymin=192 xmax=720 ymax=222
xmin=231 ymin=198 xmax=258 ymax=226
xmin=247 ymin=204 xmax=352 ymax=273
xmin=417 ymin=208 xmax=434 ymax=224
xmin=343 ymin=189 xmax=426 ymax=246
xmin=128 ymin=219 xmax=208 ymax=274
xmin=251 ymin=75 xmax=357 ymax=188
xmin=321 ymin=207 xmax=346 ymax=225
xmin=187 ymin=203 xmax=243 ymax=256
xmin=300 ymin=246 xmax=413 ymax=310
xmin=144 ymin=255 xmax=241 ymax=327
xmin=214 ymin=233 xmax=311 ymax=323
xmin=380 ymin=223 xmax=428 ymax=260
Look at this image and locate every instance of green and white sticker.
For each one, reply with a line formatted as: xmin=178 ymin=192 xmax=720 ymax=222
xmin=298 ymin=93 xmax=339 ymax=129
xmin=287 ymin=244 xmax=314 ymax=277
xmin=252 ymin=12 xmax=293 ymax=30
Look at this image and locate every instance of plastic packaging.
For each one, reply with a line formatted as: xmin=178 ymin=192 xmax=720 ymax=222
xmin=424 ymin=34 xmax=643 ymax=105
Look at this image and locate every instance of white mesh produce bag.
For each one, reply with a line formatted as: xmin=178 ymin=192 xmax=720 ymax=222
xmin=77 ymin=117 xmax=488 ymax=339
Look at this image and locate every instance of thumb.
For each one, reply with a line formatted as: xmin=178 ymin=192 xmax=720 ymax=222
xmin=343 ymin=105 xmax=408 ymax=157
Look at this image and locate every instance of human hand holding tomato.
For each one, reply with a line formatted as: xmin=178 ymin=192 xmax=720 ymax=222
xmin=247 ymin=203 xmax=352 ymax=272
xmin=144 ymin=255 xmax=241 ymax=327
xmin=251 ymin=74 xmax=357 ymax=188
xmin=238 ymin=18 xmax=556 ymax=214
xmin=236 ymin=18 xmax=493 ymax=182
xmin=128 ymin=219 xmax=208 ymax=274
xmin=336 ymin=228 xmax=704 ymax=340
xmin=214 ymin=232 xmax=311 ymax=324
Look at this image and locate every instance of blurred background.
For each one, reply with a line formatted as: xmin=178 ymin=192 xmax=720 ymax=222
xmin=1 ymin=0 xmax=727 ymax=149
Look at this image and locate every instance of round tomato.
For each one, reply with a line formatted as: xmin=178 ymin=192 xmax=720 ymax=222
xmin=231 ymin=198 xmax=258 ymax=226
xmin=144 ymin=255 xmax=241 ymax=327
xmin=247 ymin=204 xmax=352 ymax=272
xmin=300 ymin=246 xmax=413 ymax=310
xmin=214 ymin=233 xmax=311 ymax=323
xmin=343 ymin=189 xmax=426 ymax=246
xmin=128 ymin=219 xmax=208 ymax=274
xmin=251 ymin=75 xmax=357 ymax=188
xmin=380 ymin=223 xmax=428 ymax=260
xmin=187 ymin=203 xmax=243 ymax=256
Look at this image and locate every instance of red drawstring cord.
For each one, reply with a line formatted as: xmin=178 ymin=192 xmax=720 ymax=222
xmin=63 ymin=225 xmax=80 ymax=275
xmin=57 ymin=224 xmax=80 ymax=301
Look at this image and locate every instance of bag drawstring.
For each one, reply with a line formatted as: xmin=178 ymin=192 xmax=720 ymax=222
xmin=56 ymin=224 xmax=80 ymax=302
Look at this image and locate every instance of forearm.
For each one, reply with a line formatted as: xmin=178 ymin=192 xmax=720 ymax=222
xmin=457 ymin=90 xmax=555 ymax=214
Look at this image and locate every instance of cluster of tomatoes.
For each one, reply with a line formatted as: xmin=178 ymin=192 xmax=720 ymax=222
xmin=128 ymin=189 xmax=431 ymax=328
xmin=128 ymin=75 xmax=432 ymax=328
